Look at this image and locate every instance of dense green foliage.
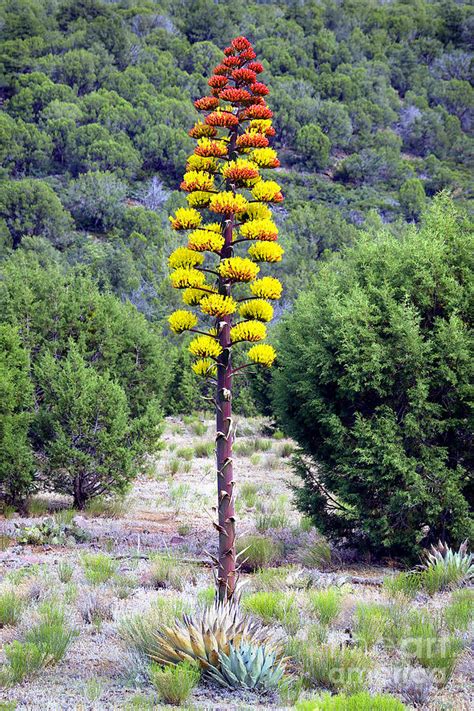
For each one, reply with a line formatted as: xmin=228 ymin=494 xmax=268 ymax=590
xmin=0 ymin=324 xmax=34 ymax=503
xmin=273 ymin=197 xmax=473 ymax=557
xmin=0 ymin=251 xmax=171 ymax=505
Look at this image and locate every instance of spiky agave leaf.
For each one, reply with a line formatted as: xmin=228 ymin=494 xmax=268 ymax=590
xmin=148 ymin=599 xmax=281 ymax=672
xmin=422 ymin=540 xmax=474 ymax=587
xmin=207 ymin=640 xmax=287 ymax=690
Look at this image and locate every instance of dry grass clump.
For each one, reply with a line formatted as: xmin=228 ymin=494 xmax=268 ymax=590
xmin=237 ymin=534 xmax=283 ymax=571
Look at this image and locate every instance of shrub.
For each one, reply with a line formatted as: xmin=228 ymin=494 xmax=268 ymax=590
xmin=149 ymin=553 xmax=192 ymax=590
xmin=296 ymin=691 xmax=408 ymax=710
xmin=298 ymin=537 xmax=332 ymax=568
xmin=256 ymin=511 xmax=288 ymax=531
xmin=194 ymin=441 xmax=214 ymax=458
xmin=404 ymin=610 xmax=463 ymax=685
xmin=383 ymin=572 xmax=423 ymax=599
xmin=274 ymin=196 xmax=473 ymax=557
xmin=57 ymin=560 xmax=74 ymax=583
xmin=64 ymin=170 xmax=127 ymax=232
xmin=81 ymin=552 xmax=118 ymax=584
xmin=85 ymin=496 xmax=127 ymax=518
xmin=25 ymin=607 xmax=76 ymax=664
xmin=242 ymin=591 xmax=299 ymax=631
xmin=0 ymin=324 xmax=34 ymax=504
xmin=149 ymin=661 xmax=200 ymax=705
xmin=444 ymin=589 xmax=474 ymax=632
xmin=3 ymin=641 xmax=44 ymax=684
xmin=35 ymin=346 xmax=134 ymax=509
xmin=295 ymin=124 xmax=331 ymax=169
xmin=236 ymin=535 xmax=282 ymax=571
xmin=0 ymin=253 xmax=170 ymax=505
xmin=307 ymin=587 xmax=343 ymax=626
xmin=294 ymin=643 xmax=372 ymax=693
xmin=352 ymin=603 xmax=387 ymax=650
xmin=0 ymin=590 xmax=24 ymax=627
xmin=240 ymin=482 xmax=259 ymax=509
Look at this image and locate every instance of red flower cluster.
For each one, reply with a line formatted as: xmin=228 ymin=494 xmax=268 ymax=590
xmin=219 ymin=88 xmax=253 ymax=103
xmin=232 ymin=68 xmax=257 ymax=84
xmin=205 ymin=111 xmax=239 ymax=128
xmin=243 ymin=105 xmax=273 ymax=120
xmin=250 ymin=82 xmax=269 ymax=96
xmin=236 ymin=133 xmax=269 ymax=149
xmin=248 ymin=61 xmax=264 ymax=74
xmin=194 ymin=97 xmax=219 ymax=111
xmin=208 ymin=75 xmax=228 ymax=89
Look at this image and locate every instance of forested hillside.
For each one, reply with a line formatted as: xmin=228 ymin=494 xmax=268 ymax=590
xmin=1 ymin=0 xmax=472 ymax=315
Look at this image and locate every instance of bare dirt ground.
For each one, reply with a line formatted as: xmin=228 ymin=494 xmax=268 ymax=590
xmin=0 ymin=415 xmax=472 ymax=710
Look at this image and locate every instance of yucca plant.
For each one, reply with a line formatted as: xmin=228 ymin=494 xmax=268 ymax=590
xmin=207 ymin=640 xmax=287 ymax=691
xmin=148 ymin=598 xmax=281 ymax=675
xmin=421 ymin=540 xmax=473 ymax=592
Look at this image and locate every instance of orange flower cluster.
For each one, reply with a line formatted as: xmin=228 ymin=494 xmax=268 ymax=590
xmin=205 ymin=111 xmax=239 ymax=128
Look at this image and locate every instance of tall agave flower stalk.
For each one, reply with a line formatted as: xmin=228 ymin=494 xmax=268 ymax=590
xmin=168 ymin=36 xmax=283 ymax=601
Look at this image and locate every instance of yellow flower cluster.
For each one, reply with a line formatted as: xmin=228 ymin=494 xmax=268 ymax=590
xmin=244 ymin=202 xmax=272 ymax=221
xmin=200 ymin=293 xmax=237 ymax=317
xmin=250 ymin=276 xmax=283 ymax=300
xmin=192 ymin=358 xmax=217 ymax=377
xmin=209 ymin=191 xmax=249 ymax=215
xmin=222 ymin=158 xmax=260 ymax=186
xmin=186 ymin=155 xmax=218 ymax=173
xmin=239 ymin=299 xmax=273 ymax=322
xmin=239 ymin=218 xmax=278 ymax=241
xmin=250 ymin=148 xmax=279 ymax=168
xmin=189 ymin=335 xmax=222 ymax=359
xmin=182 ymin=287 xmax=207 ymax=305
xmin=252 ymin=180 xmax=282 ymax=202
xmin=248 ymin=241 xmax=284 ymax=263
xmin=170 ymin=268 xmax=206 ymax=289
xmin=218 ymin=257 xmax=260 ymax=282
xmin=168 ymin=310 xmax=198 ymax=334
xmin=168 ymin=247 xmax=204 ymax=270
xmin=169 ymin=207 xmax=202 ymax=230
xmin=187 ymin=191 xmax=212 ymax=208
xmin=230 ymin=320 xmax=266 ymax=343
xmin=188 ymin=228 xmax=224 ymax=253
xmin=250 ymin=119 xmax=273 ymax=134
xmin=248 ymin=344 xmax=277 ymax=367
xmin=181 ymin=171 xmax=214 ymax=192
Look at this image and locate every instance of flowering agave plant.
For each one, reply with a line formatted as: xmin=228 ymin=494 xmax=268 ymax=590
xmin=168 ymin=36 xmax=283 ymax=601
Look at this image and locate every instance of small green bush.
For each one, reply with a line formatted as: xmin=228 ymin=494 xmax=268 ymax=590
xmin=194 ymin=441 xmax=214 ymax=458
xmin=307 ymin=587 xmax=343 ymax=626
xmin=149 ymin=553 xmax=192 ymax=590
xmin=236 ymin=535 xmax=282 ymax=571
xmin=405 ymin=610 xmax=462 ymax=685
xmin=353 ymin=603 xmax=387 ymax=650
xmin=296 ymin=691 xmax=408 ymax=710
xmin=57 ymin=560 xmax=74 ymax=583
xmin=298 ymin=537 xmax=332 ymax=568
xmin=295 ymin=643 xmax=372 ymax=694
xmin=0 ymin=590 xmax=24 ymax=627
xmin=242 ymin=591 xmax=299 ymax=631
xmin=3 ymin=641 xmax=44 ymax=684
xmin=149 ymin=661 xmax=200 ymax=705
xmin=240 ymin=482 xmax=259 ymax=508
xmin=444 ymin=589 xmax=474 ymax=632
xmin=81 ymin=552 xmax=118 ymax=584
